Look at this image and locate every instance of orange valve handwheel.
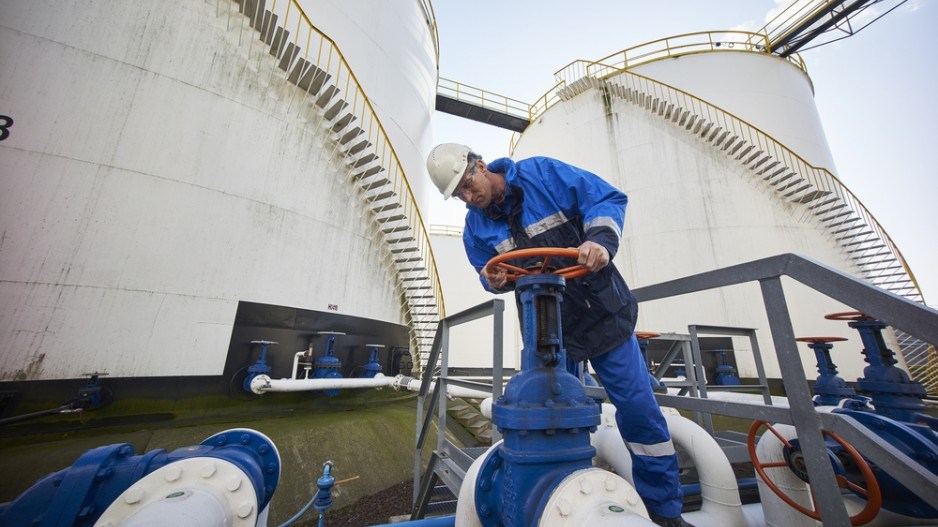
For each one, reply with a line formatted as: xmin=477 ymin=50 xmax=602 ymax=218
xmin=747 ymin=420 xmax=882 ymax=525
xmin=824 ymin=311 xmax=874 ymax=321
xmin=484 ymin=248 xmax=588 ymax=282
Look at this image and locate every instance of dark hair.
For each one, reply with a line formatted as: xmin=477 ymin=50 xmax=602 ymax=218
xmin=466 ymin=151 xmax=482 ymax=175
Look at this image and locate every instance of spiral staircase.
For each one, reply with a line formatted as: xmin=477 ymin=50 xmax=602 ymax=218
xmin=214 ymin=0 xmax=444 ymax=373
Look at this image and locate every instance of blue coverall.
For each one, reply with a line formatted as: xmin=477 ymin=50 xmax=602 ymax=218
xmin=461 ymin=156 xmax=683 ymax=518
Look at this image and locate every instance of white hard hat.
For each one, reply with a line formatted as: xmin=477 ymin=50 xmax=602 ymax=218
xmin=426 ymin=143 xmax=471 ymax=199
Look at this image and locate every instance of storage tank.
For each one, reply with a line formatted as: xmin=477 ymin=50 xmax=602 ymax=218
xmin=442 ymin=33 xmax=927 ymax=384
xmin=0 ymin=0 xmax=443 ymax=384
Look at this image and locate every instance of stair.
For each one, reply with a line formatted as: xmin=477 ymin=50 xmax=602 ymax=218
xmin=551 ymin=71 xmax=935 ymax=393
xmin=218 ymin=0 xmax=443 ymax=372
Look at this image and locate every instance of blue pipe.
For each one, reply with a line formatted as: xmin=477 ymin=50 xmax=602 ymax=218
xmin=369 ymin=515 xmax=456 ymax=527
xmin=681 ymin=477 xmax=758 ymax=497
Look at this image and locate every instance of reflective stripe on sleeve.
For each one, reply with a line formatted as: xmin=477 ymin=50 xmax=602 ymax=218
xmin=584 ymin=216 xmax=622 ymax=238
xmin=495 ymin=238 xmax=516 ymax=254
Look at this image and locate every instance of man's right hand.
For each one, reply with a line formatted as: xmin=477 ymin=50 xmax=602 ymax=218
xmin=482 ymin=266 xmax=508 ymax=290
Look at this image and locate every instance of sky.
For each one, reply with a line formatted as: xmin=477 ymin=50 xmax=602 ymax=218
xmin=427 ymin=0 xmax=937 ymax=307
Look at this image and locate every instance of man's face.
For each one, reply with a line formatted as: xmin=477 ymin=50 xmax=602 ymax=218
xmin=452 ymin=160 xmax=495 ymax=208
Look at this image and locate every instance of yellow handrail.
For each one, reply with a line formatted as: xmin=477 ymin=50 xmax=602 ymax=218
xmin=553 ymin=30 xmax=806 ymax=86
xmin=233 ymin=0 xmax=446 ymax=362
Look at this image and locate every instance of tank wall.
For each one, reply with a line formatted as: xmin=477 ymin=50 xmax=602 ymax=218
xmin=299 ymin=0 xmax=438 ymax=209
xmin=630 ymin=52 xmax=838 ymax=172
xmin=0 ymin=0 xmax=424 ymax=379
xmin=510 ymin=86 xmax=870 ymax=381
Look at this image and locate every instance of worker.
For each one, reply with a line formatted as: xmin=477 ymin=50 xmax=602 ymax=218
xmin=426 ymin=143 xmax=691 ymax=527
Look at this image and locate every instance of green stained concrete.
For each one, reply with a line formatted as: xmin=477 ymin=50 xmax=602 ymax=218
xmin=0 ymin=392 xmax=444 ymax=525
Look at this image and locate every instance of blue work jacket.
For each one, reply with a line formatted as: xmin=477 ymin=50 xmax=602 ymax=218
xmin=462 ymin=157 xmax=638 ymax=361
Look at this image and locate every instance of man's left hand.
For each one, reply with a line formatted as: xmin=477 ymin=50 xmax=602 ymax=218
xmin=575 ymin=241 xmax=609 ymax=272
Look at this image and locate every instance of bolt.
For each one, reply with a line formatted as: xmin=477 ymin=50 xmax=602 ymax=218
xmin=544 ymin=399 xmax=555 ymax=408
xmin=95 ymin=467 xmax=113 ymax=481
xmin=201 ymin=462 xmax=217 ymax=479
xmin=605 ymin=476 xmax=618 ymax=492
xmin=873 ymin=419 xmax=886 ymax=430
xmin=558 ymin=498 xmax=572 ymax=517
xmin=625 ymin=486 xmax=639 ymax=505
xmin=480 ymin=481 xmax=491 ymax=491
xmin=579 ymin=479 xmax=593 ymax=495
xmin=240 ymin=434 xmax=252 ymax=445
xmin=552 ymin=382 xmax=562 ymax=395
xmin=165 ymin=465 xmax=182 ymax=482
xmin=266 ymin=462 xmax=278 ymax=474
xmin=215 ymin=436 xmax=228 ymax=446
xmin=227 ymin=477 xmax=243 ymax=492
xmin=236 ymin=502 xmax=254 ymax=519
xmin=258 ymin=444 xmax=270 ymax=455
xmin=124 ymin=487 xmax=145 ymax=505
xmin=920 ymin=451 xmax=937 ymax=462
xmin=118 ymin=445 xmax=134 ymax=458
xmin=479 ymin=505 xmax=491 ymax=518
xmin=492 ymin=457 xmax=503 ymax=468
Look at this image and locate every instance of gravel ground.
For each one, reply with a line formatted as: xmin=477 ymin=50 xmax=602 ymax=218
xmin=324 ymin=479 xmax=415 ymax=526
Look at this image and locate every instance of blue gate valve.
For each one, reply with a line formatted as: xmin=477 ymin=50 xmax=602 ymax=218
xmin=474 ymin=248 xmax=601 ymax=527
xmin=314 ymin=331 xmax=345 ymax=397
xmin=359 ymin=344 xmax=385 ymax=379
xmin=795 ymin=336 xmax=868 ymax=408
xmin=244 ymin=340 xmax=277 ymax=393
xmin=710 ymin=348 xmax=741 ymax=386
xmin=824 ymin=312 xmax=930 ymax=425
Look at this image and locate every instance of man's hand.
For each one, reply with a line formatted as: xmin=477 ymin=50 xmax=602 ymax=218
xmin=482 ymin=265 xmax=508 ymax=290
xmin=576 ymin=241 xmax=610 ymax=272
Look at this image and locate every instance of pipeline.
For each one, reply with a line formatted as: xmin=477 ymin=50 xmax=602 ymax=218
xmin=0 ymin=404 xmax=75 ymax=426
xmin=250 ymin=373 xmax=492 ymax=400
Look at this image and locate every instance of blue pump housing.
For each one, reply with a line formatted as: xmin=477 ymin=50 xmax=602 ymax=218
xmin=0 ymin=428 xmax=280 ymax=527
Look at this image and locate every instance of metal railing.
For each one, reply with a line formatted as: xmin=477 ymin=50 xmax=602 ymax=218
xmin=633 ymin=253 xmax=938 ymax=526
xmin=219 ymin=0 xmax=445 ymax=369
xmin=554 ymin=30 xmax=807 ymax=88
xmin=412 ymin=299 xmax=505 ymax=517
xmin=437 ymin=77 xmax=532 ymax=122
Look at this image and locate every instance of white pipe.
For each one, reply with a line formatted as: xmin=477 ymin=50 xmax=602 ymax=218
xmin=250 ymin=373 xmax=494 ymax=399
xmin=665 ymin=387 xmax=790 ymax=407
xmin=591 ymin=404 xmax=760 ymax=527
xmin=667 ymin=414 xmax=749 ymax=527
xmin=402 ymin=378 xmax=493 ymax=400
xmin=754 ymin=423 xmax=816 ymax=527
xmin=251 ymin=373 xmax=399 ymax=394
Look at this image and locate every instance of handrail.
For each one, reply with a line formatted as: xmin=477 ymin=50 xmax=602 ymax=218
xmin=553 ymin=30 xmax=807 ymax=85
xmin=231 ymin=0 xmax=446 ymax=366
xmin=437 ymin=77 xmax=532 ymax=121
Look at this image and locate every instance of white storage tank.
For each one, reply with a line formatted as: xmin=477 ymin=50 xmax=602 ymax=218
xmin=0 ymin=0 xmax=441 ymax=381
xmin=447 ymin=38 xmax=923 ymax=383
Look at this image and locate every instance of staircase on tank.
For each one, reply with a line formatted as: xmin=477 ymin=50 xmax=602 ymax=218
xmin=555 ymin=74 xmax=936 ymax=393
xmin=216 ymin=0 xmax=443 ymax=372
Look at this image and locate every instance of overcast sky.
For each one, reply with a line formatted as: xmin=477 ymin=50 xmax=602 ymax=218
xmin=428 ymin=0 xmax=937 ymax=306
